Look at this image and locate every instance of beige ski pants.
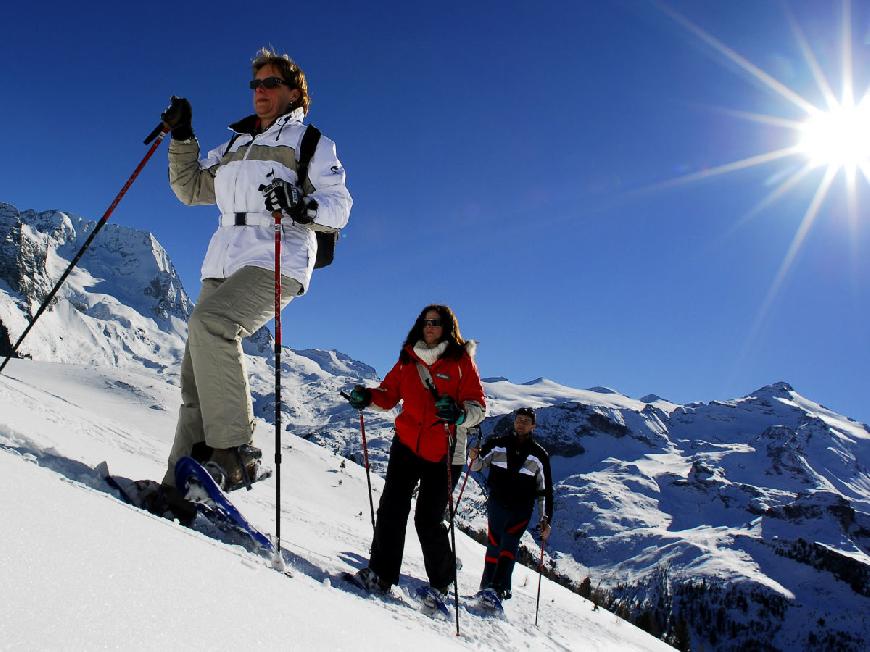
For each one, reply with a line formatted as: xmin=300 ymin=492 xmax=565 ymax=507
xmin=163 ymin=265 xmax=302 ymax=486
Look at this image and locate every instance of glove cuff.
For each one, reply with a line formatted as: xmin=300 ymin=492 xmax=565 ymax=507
xmin=171 ymin=126 xmax=194 ymax=141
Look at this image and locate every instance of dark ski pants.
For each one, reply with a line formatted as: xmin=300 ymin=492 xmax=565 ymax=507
xmin=369 ymin=438 xmax=453 ymax=589
xmin=480 ymin=499 xmax=532 ymax=595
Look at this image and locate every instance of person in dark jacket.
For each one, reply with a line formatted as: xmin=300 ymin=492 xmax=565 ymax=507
xmin=470 ymin=407 xmax=553 ymax=602
xmin=344 ymin=304 xmax=485 ymax=606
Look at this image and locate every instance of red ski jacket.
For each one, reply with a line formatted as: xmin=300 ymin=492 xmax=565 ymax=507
xmin=370 ymin=343 xmax=486 ymax=463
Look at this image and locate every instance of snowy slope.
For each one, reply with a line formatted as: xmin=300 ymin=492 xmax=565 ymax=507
xmin=2 ymin=200 xmax=868 ymax=650
xmin=0 ymin=359 xmax=669 ymax=651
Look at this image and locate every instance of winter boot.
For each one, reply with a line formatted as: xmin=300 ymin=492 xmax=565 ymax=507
xmin=205 ymin=444 xmax=262 ymax=491
xmin=137 ymin=481 xmax=197 ymax=526
xmin=349 ymin=567 xmax=390 ymax=593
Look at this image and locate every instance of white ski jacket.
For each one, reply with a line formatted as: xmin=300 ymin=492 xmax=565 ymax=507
xmin=168 ymin=107 xmax=352 ymax=293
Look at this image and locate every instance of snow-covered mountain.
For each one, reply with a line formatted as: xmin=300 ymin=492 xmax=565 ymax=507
xmin=473 ymin=378 xmax=870 ymax=651
xmin=1 ymin=201 xmax=868 ymax=651
xmin=0 ymin=202 xmax=191 ymax=378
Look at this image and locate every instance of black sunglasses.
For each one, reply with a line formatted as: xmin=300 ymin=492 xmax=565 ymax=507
xmin=423 ymin=319 xmax=442 ymax=327
xmin=249 ymin=76 xmax=290 ymax=90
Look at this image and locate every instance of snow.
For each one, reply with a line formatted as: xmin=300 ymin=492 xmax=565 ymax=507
xmin=0 ymin=359 xmax=669 ymax=651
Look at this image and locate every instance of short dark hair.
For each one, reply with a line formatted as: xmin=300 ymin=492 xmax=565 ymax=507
xmin=252 ymin=47 xmax=311 ymax=114
xmin=516 ymin=407 xmax=536 ymax=423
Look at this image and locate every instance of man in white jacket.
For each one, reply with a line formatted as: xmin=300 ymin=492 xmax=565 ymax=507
xmin=159 ymin=47 xmax=352 ymax=496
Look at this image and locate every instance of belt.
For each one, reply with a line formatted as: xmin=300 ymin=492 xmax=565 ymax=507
xmin=219 ymin=212 xmax=274 ymax=227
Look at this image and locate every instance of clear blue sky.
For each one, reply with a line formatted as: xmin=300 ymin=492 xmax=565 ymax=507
xmin=3 ymin=1 xmax=869 ymax=424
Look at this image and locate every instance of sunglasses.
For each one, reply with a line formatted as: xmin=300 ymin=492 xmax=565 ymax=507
xmin=423 ymin=319 xmax=443 ymax=327
xmin=249 ymin=76 xmax=290 ymax=90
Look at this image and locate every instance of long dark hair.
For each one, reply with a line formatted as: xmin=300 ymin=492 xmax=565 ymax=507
xmin=399 ymin=304 xmax=466 ymax=362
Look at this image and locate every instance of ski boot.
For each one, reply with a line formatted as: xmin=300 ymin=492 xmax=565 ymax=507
xmin=204 ymin=444 xmax=264 ymax=492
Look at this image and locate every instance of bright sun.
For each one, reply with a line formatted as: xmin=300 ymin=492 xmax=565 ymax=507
xmin=798 ymin=99 xmax=870 ymax=170
xmin=654 ymin=0 xmax=869 ymax=360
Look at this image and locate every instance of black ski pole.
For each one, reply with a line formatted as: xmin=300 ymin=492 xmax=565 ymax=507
xmin=271 ymin=207 xmax=286 ymax=573
xmin=339 ymin=390 xmax=376 ymax=533
xmin=0 ymin=123 xmax=169 ymax=375
xmin=443 ymin=421 xmax=461 ymax=637
xmin=426 ymin=378 xmax=461 ymax=634
xmin=535 ymin=540 xmax=546 ymax=627
xmin=358 ymin=409 xmax=376 ymax=532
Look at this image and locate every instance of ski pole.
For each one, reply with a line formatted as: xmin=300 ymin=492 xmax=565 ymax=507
xmin=453 ymin=428 xmax=481 ymax=513
xmin=339 ymin=390 xmax=376 ymax=533
xmin=358 ymin=409 xmax=376 ymax=533
xmin=443 ymin=421 xmax=461 ymax=637
xmin=534 ymin=540 xmax=546 ymax=627
xmin=426 ymin=377 xmax=461 ymax=634
xmin=0 ymin=124 xmax=169 ymax=375
xmin=271 ymin=207 xmax=285 ymax=573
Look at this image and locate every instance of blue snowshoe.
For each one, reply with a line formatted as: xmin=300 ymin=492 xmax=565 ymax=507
xmin=175 ymin=456 xmax=273 ymax=551
xmin=415 ymin=585 xmax=450 ymax=617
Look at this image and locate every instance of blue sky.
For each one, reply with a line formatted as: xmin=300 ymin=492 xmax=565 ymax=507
xmin=3 ymin=1 xmax=869 ymax=424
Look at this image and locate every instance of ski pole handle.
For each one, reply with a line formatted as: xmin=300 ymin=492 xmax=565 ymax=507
xmin=143 ymin=123 xmax=169 ymax=145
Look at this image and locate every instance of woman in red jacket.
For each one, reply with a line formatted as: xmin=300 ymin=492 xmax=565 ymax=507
xmin=345 ymin=304 xmax=485 ymax=604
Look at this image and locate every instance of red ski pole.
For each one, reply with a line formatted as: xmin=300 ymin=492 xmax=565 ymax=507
xmin=452 ymin=428 xmax=480 ymax=513
xmin=0 ymin=125 xmax=169 ymax=374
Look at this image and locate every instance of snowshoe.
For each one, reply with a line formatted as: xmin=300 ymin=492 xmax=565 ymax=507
xmin=97 ymin=463 xmax=196 ymax=525
xmin=175 ymin=456 xmax=272 ymax=550
xmin=415 ymin=585 xmax=450 ymax=617
xmin=342 ymin=567 xmax=391 ymax=594
xmin=475 ymin=588 xmax=504 ymax=613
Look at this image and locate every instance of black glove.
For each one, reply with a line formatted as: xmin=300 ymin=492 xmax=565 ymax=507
xmin=435 ymin=395 xmax=465 ymax=425
xmin=346 ymin=385 xmax=371 ymax=410
xmin=160 ymin=96 xmax=193 ymax=141
xmin=260 ymin=179 xmax=317 ymax=224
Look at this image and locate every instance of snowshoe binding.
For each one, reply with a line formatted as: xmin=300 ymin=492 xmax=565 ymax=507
xmin=415 ymin=585 xmax=450 ymax=617
xmin=204 ymin=444 xmax=270 ymax=492
xmin=475 ymin=588 xmax=504 ymax=613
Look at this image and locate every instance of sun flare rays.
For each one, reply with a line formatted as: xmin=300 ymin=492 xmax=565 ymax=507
xmin=654 ymin=0 xmax=869 ymax=384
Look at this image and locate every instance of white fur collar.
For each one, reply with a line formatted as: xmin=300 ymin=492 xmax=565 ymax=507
xmin=413 ymin=340 xmax=447 ymax=365
xmin=412 ymin=339 xmax=478 ymax=365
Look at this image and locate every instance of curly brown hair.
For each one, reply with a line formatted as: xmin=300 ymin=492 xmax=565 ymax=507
xmin=400 ymin=304 xmax=467 ymax=362
xmin=252 ymin=46 xmax=311 ymax=114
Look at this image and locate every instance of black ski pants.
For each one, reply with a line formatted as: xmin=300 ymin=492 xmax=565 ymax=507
xmin=369 ymin=437 xmax=453 ymax=589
